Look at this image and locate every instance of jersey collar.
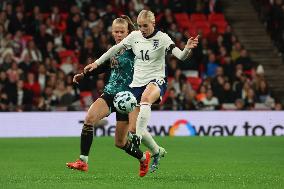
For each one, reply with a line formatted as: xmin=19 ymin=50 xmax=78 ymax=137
xmin=144 ymin=29 xmax=158 ymax=39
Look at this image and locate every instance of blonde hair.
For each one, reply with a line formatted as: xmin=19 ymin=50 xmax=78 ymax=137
xmin=137 ymin=10 xmax=155 ymax=24
xmin=112 ymin=15 xmax=136 ymax=32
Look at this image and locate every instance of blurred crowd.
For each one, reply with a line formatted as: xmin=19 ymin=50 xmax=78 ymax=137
xmin=0 ymin=0 xmax=283 ymax=111
xmin=252 ymin=0 xmax=284 ymax=57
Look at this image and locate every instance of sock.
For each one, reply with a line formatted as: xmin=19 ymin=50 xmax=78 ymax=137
xmin=80 ymin=124 xmax=93 ymax=158
xmin=127 ymin=131 xmax=134 ymax=140
xmin=80 ymin=155 xmax=88 ymax=163
xmin=140 ymin=153 xmax=146 ymax=161
xmin=136 ymin=103 xmax=151 ymax=138
xmin=122 ymin=140 xmax=144 ymax=160
xmin=131 ymin=133 xmax=141 ymax=148
xmin=142 ymin=131 xmax=159 ymax=155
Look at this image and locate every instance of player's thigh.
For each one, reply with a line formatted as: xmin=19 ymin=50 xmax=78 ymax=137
xmin=128 ymin=107 xmax=140 ymax=132
xmin=115 ymin=121 xmax=129 ymax=147
xmin=85 ymin=98 xmax=110 ymax=124
xmin=140 ymin=83 xmax=161 ymax=103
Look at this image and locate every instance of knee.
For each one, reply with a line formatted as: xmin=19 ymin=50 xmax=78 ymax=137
xmin=85 ymin=114 xmax=96 ymax=125
xmin=140 ymin=96 xmax=151 ymax=103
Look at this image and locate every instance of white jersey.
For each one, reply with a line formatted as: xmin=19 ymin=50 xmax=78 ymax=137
xmin=96 ymin=30 xmax=191 ymax=87
xmin=121 ymin=30 xmax=174 ymax=87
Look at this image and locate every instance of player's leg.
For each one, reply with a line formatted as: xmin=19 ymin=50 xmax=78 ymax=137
xmin=129 ymin=107 xmax=159 ymax=153
xmin=135 ymin=83 xmax=160 ymax=140
xmin=66 ymin=98 xmax=110 ymax=171
xmin=129 ymin=108 xmax=167 ymax=172
xmin=115 ymin=120 xmax=144 ymax=160
xmin=115 ymin=114 xmax=151 ymax=177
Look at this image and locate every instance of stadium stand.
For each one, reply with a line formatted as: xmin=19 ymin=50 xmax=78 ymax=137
xmin=0 ymin=0 xmax=283 ymax=111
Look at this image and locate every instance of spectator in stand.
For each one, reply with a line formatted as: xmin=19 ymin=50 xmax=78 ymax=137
xmin=207 ymin=25 xmax=219 ymax=52
xmin=256 ymin=79 xmax=271 ymax=103
xmin=42 ymin=41 xmax=60 ymax=63
xmin=38 ymin=86 xmax=58 ymax=111
xmin=222 ymin=55 xmax=235 ymax=81
xmin=23 ymin=72 xmax=41 ymax=100
xmin=12 ymin=30 xmax=25 ymax=58
xmin=200 ymin=89 xmax=219 ymax=110
xmin=1 ymin=51 xmax=15 ymax=71
xmin=8 ymin=11 xmax=27 ymax=35
xmin=220 ymin=81 xmax=236 ymax=103
xmin=235 ymin=49 xmax=253 ymax=71
xmin=92 ymin=78 xmax=105 ymax=101
xmin=67 ymin=13 xmax=82 ymax=36
xmin=163 ymin=88 xmax=178 ymax=110
xmin=212 ymin=75 xmax=225 ymax=101
xmin=244 ymin=88 xmax=258 ymax=110
xmin=34 ymin=24 xmax=54 ymax=52
xmin=222 ymin=25 xmax=233 ymax=53
xmin=234 ymin=98 xmax=245 ymax=110
xmin=206 ymin=52 xmax=219 ymax=78
xmin=0 ymin=71 xmax=8 ymax=90
xmin=0 ymin=91 xmax=9 ymax=111
xmin=185 ymin=89 xmax=198 ymax=110
xmin=273 ymin=102 xmax=283 ymax=110
xmin=157 ymin=9 xmax=175 ymax=32
xmin=21 ymin=39 xmax=42 ymax=63
xmin=231 ymin=41 xmax=242 ymax=61
xmin=79 ymin=36 xmax=101 ymax=65
xmin=171 ymin=69 xmax=190 ymax=94
xmin=167 ymin=57 xmax=178 ymax=77
xmin=37 ymin=64 xmax=47 ymax=92
xmin=12 ymin=80 xmax=33 ymax=111
xmin=70 ymin=27 xmax=85 ymax=52
xmin=196 ymin=84 xmax=207 ymax=102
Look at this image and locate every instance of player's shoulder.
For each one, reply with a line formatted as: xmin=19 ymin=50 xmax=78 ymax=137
xmin=156 ymin=31 xmax=171 ymax=39
xmin=155 ymin=31 xmax=173 ymax=44
xmin=129 ymin=30 xmax=141 ymax=37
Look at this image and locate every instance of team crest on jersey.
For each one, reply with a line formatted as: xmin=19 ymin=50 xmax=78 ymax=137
xmin=153 ymin=39 xmax=159 ymax=50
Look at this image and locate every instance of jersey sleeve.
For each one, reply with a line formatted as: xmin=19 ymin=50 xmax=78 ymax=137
xmin=96 ymin=32 xmax=134 ymax=65
xmin=162 ymin=33 xmax=192 ymax=61
xmin=163 ymin=33 xmax=176 ymax=54
xmin=120 ymin=31 xmax=135 ymax=49
xmin=84 ymin=61 xmax=110 ymax=77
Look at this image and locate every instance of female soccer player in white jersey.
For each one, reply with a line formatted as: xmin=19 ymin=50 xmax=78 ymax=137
xmin=85 ymin=9 xmax=198 ymax=161
xmin=67 ymin=15 xmax=166 ymax=177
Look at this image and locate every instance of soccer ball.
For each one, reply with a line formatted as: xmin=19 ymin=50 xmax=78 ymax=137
xmin=113 ymin=91 xmax=137 ymax=114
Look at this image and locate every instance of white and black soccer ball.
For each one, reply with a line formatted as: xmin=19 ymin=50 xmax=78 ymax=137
xmin=113 ymin=91 xmax=137 ymax=114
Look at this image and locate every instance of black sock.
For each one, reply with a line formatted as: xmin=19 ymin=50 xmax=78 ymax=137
xmin=122 ymin=140 xmax=143 ymax=160
xmin=131 ymin=134 xmax=141 ymax=148
xmin=80 ymin=124 xmax=93 ymax=156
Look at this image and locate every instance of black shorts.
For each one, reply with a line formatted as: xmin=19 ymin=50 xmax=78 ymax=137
xmin=100 ymin=93 xmax=129 ymax=121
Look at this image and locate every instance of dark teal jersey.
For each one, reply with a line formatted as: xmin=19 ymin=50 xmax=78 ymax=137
xmin=104 ymin=48 xmax=135 ymax=95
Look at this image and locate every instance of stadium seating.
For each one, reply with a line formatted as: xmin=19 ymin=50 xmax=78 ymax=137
xmin=187 ymin=77 xmax=202 ymax=91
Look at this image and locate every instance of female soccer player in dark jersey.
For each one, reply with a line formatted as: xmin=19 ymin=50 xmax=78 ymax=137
xmin=66 ymin=15 xmax=163 ymax=177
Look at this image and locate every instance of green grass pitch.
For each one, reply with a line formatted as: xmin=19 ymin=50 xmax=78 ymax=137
xmin=0 ymin=137 xmax=283 ymax=189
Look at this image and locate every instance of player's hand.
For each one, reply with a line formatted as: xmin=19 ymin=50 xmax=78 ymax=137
xmin=73 ymin=73 xmax=84 ymax=84
xmin=186 ymin=35 xmax=199 ymax=49
xmin=84 ymin=62 xmax=98 ymax=73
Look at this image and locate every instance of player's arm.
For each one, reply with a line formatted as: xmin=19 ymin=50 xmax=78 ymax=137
xmin=73 ymin=63 xmax=110 ymax=84
xmin=84 ymin=32 xmax=134 ymax=73
xmin=168 ymin=35 xmax=199 ymax=61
